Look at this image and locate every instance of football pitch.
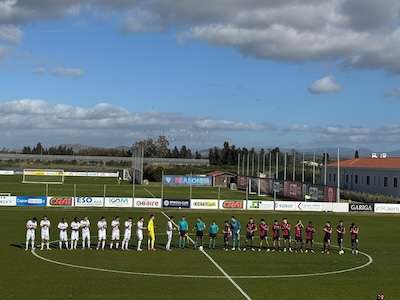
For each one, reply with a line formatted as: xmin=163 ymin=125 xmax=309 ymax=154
xmin=1 ymin=207 xmax=399 ymax=299
xmin=0 ymin=175 xmax=269 ymax=200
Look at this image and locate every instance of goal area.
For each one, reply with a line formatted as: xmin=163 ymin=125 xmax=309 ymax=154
xmin=22 ymin=169 xmax=65 ymax=184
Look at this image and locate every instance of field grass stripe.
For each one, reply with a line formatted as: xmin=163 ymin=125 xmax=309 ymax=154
xmin=160 ymin=210 xmax=252 ymax=300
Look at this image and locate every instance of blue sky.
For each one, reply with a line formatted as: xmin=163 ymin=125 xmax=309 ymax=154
xmin=1 ymin=1 xmax=400 ymax=150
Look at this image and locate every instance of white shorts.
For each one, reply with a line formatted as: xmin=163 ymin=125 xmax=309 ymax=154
xmin=71 ymin=230 xmax=79 ymax=241
xmin=60 ymin=231 xmax=68 ymax=242
xmin=136 ymin=231 xmax=143 ymax=241
xmin=124 ymin=231 xmax=131 ymax=240
xmin=112 ymin=230 xmax=120 ymax=241
xmin=167 ymin=231 xmax=173 ymax=240
xmin=82 ymin=230 xmax=90 ymax=240
xmin=41 ymin=229 xmax=49 ymax=240
xmin=26 ymin=230 xmax=35 ymax=241
xmin=98 ymin=230 xmax=106 ymax=241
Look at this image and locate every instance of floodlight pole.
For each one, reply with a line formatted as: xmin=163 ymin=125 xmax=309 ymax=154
xmin=284 ymin=152 xmax=287 ymax=181
xmin=246 ymin=153 xmax=250 ymax=176
xmin=103 ymin=184 xmax=106 ymax=199
xmin=324 ymin=151 xmax=327 ymax=186
xmin=293 ymin=151 xmax=296 ymax=182
xmin=312 ymin=152 xmax=316 ymax=185
xmin=302 ymin=152 xmax=305 ymax=183
xmin=237 ymin=152 xmax=240 ymax=176
xmin=337 ymin=148 xmax=340 ymax=203
xmin=257 ymin=152 xmax=260 ymax=177
xmin=269 ymin=151 xmax=272 ymax=178
xmin=161 ymin=170 xmax=164 ymax=200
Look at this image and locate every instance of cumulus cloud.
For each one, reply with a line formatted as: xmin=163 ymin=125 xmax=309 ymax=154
xmin=385 ymin=87 xmax=400 ymax=98
xmin=1 ymin=1 xmax=400 ymax=72
xmin=0 ymin=99 xmax=276 ymax=146
xmin=308 ymin=75 xmax=342 ymax=94
xmin=52 ymin=67 xmax=84 ymax=77
xmin=0 ymin=24 xmax=21 ymax=44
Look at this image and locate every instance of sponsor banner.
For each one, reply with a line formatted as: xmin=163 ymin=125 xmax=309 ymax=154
xmin=274 ymin=201 xmax=349 ymax=212
xmin=24 ymin=170 xmax=63 ymax=176
xmin=324 ymin=186 xmax=337 ymax=202
xmin=190 ymin=199 xmax=219 ymax=210
xmin=274 ymin=201 xmax=297 ymax=211
xmin=16 ymin=196 xmax=46 ymax=206
xmin=133 ymin=198 xmax=162 ymax=208
xmin=104 ymin=197 xmax=133 ymax=208
xmin=162 ymin=199 xmax=191 ymax=208
xmin=0 ymin=170 xmax=14 ymax=175
xmin=349 ymin=203 xmax=374 ymax=212
xmin=219 ymin=200 xmax=245 ymax=210
xmin=247 ymin=200 xmax=274 ymax=210
xmin=375 ymin=203 xmax=400 ymax=214
xmin=237 ymin=176 xmax=248 ymax=190
xmin=163 ymin=175 xmax=212 ymax=186
xmin=64 ymin=171 xmax=119 ymax=178
xmin=283 ymin=181 xmax=303 ymax=200
xmin=47 ymin=197 xmax=73 ymax=207
xmin=74 ymin=197 xmax=104 ymax=207
xmin=0 ymin=196 xmax=16 ymax=206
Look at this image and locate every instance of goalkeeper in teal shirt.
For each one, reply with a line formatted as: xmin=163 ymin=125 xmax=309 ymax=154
xmin=208 ymin=220 xmax=219 ymax=249
xmin=193 ymin=217 xmax=206 ymax=249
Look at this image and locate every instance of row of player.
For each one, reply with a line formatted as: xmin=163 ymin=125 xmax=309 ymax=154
xmin=25 ymin=215 xmax=360 ymax=255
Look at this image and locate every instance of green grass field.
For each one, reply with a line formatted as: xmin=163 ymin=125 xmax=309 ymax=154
xmin=0 ymin=175 xmax=270 ymax=200
xmin=1 ymin=207 xmax=399 ymax=299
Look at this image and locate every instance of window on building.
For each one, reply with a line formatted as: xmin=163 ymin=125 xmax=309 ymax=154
xmin=346 ymin=175 xmax=349 ymax=184
xmin=394 ymin=178 xmax=398 ymax=188
xmin=333 ymin=174 xmax=336 ymax=183
xmin=355 ymin=175 xmax=358 ymax=184
xmin=374 ymin=176 xmax=376 ymax=185
xmin=366 ymin=176 xmax=370 ymax=185
xmin=329 ymin=174 xmax=332 ymax=182
xmin=384 ymin=177 xmax=388 ymax=187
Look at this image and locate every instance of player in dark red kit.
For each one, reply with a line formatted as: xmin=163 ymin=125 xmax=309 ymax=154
xmin=350 ymin=223 xmax=360 ymax=255
xmin=281 ymin=218 xmax=292 ymax=252
xmin=294 ymin=220 xmax=304 ymax=252
xmin=271 ymin=220 xmax=281 ymax=252
xmin=305 ymin=221 xmax=315 ymax=253
xmin=322 ymin=221 xmax=332 ymax=254
xmin=336 ymin=220 xmax=346 ymax=255
xmin=244 ymin=218 xmax=257 ymax=251
xmin=223 ymin=220 xmax=232 ymax=252
xmin=258 ymin=219 xmax=270 ymax=252
xmin=376 ymin=290 xmax=384 ymax=300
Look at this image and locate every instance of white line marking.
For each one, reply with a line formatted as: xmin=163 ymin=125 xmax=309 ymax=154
xmin=143 ymin=187 xmax=156 ymax=198
xmin=160 ymin=210 xmax=252 ymax=300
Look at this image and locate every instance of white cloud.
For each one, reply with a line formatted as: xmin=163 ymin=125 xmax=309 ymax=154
xmin=1 ymin=1 xmax=400 ymax=73
xmin=385 ymin=87 xmax=400 ymax=98
xmin=308 ymin=75 xmax=342 ymax=94
xmin=52 ymin=67 xmax=84 ymax=77
xmin=0 ymin=24 xmax=21 ymax=44
xmin=0 ymin=99 xmax=276 ymax=146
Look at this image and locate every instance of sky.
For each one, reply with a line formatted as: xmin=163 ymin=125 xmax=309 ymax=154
xmin=1 ymin=0 xmax=400 ymax=150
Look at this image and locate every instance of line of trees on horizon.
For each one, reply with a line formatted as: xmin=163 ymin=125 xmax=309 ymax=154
xmin=1 ymin=136 xmax=335 ymax=166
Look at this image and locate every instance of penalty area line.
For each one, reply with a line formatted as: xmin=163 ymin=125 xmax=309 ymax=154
xmin=160 ymin=210 xmax=252 ymax=300
xmin=144 ymin=187 xmax=157 ymax=198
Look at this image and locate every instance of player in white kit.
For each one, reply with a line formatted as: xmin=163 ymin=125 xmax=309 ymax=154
xmin=121 ymin=217 xmax=133 ymax=250
xmin=166 ymin=216 xmax=174 ymax=251
xmin=110 ymin=216 xmax=120 ymax=249
xmin=136 ymin=217 xmax=145 ymax=251
xmin=57 ymin=218 xmax=69 ymax=249
xmin=25 ymin=217 xmax=38 ymax=251
xmin=80 ymin=216 xmax=91 ymax=249
xmin=40 ymin=216 xmax=51 ymax=250
xmin=70 ymin=217 xmax=81 ymax=250
xmin=96 ymin=217 xmax=107 ymax=250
